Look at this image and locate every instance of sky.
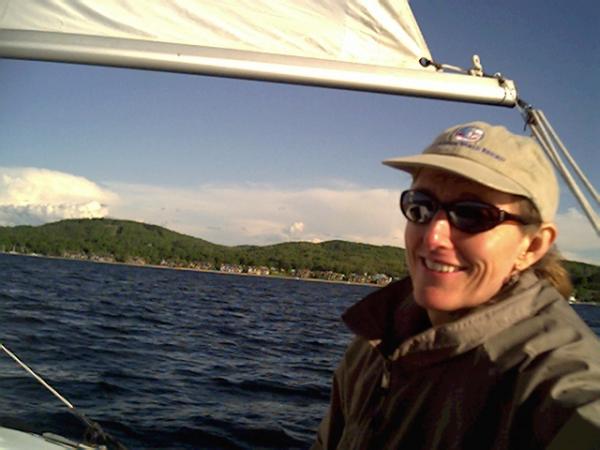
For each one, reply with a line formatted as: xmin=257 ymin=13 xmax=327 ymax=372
xmin=1 ymin=1 xmax=599 ymax=264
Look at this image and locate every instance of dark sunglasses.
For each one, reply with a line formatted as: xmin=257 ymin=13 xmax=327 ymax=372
xmin=400 ymin=189 xmax=535 ymax=233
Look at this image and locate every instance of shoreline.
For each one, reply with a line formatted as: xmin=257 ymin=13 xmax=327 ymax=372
xmin=3 ymin=252 xmax=599 ymax=303
xmin=1 ymin=251 xmax=380 ymax=288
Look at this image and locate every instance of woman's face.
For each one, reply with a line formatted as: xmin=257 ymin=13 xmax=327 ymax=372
xmin=405 ymin=169 xmax=534 ymax=314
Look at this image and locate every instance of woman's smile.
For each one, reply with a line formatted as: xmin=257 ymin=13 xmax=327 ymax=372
xmin=422 ymin=257 xmax=465 ymax=273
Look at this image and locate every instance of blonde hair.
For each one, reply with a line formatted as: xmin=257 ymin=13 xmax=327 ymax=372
xmin=532 ymin=247 xmax=573 ymax=299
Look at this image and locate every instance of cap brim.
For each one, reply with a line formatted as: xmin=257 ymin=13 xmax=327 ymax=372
xmin=383 ymin=154 xmax=529 ymax=198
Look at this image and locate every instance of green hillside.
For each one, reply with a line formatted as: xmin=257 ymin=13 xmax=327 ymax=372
xmin=0 ymin=218 xmax=406 ymax=279
xmin=0 ymin=218 xmax=234 ymax=266
xmin=1 ymin=218 xmax=598 ymax=300
xmin=564 ymin=261 xmax=600 ymax=303
xmin=240 ymin=240 xmax=406 ymax=277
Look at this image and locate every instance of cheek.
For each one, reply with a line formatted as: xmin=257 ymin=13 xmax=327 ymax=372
xmin=404 ymin=222 xmax=419 ymax=243
xmin=467 ymin=233 xmax=524 ymax=284
xmin=404 ymin=224 xmax=421 ymax=268
xmin=455 ymin=236 xmax=523 ymax=307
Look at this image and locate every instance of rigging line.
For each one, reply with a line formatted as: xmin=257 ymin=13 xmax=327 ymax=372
xmin=1 ymin=342 xmax=129 ymax=450
xmin=529 ymin=109 xmax=596 ymax=205
xmin=536 ymin=110 xmax=599 ymax=204
xmin=528 ymin=115 xmax=561 ymax=167
xmin=1 ymin=342 xmax=74 ymax=409
xmin=530 ymin=125 xmax=600 ymax=236
xmin=516 ymin=98 xmax=535 ymax=131
xmin=518 ymin=101 xmax=599 ymax=204
xmin=529 ymin=118 xmax=598 ymax=226
xmin=527 ymin=114 xmax=600 ymax=235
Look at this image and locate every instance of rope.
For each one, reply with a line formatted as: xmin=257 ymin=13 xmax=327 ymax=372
xmin=1 ymin=343 xmax=74 ymax=409
xmin=536 ymin=110 xmax=599 ymax=204
xmin=519 ymin=108 xmax=600 ymax=235
xmin=1 ymin=342 xmax=128 ymax=450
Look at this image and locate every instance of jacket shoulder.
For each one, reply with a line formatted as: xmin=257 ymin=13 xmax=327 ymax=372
xmin=486 ymin=284 xmax=600 ymax=448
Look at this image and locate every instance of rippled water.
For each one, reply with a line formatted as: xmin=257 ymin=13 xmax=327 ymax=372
xmin=0 ymin=253 xmax=374 ymax=449
xmin=1 ymin=253 xmax=598 ymax=449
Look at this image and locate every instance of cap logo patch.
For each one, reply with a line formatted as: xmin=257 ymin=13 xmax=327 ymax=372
xmin=453 ymin=126 xmax=484 ymax=144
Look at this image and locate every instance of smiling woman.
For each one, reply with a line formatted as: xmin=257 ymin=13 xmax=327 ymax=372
xmin=403 ymin=171 xmax=553 ymax=323
xmin=1 ymin=2 xmax=599 ymax=450
xmin=313 ymin=122 xmax=600 ymax=450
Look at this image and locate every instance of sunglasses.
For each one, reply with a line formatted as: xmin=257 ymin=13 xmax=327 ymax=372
xmin=400 ymin=189 xmax=535 ymax=233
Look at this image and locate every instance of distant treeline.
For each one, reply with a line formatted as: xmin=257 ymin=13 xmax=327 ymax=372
xmin=1 ymin=218 xmax=598 ymax=302
xmin=0 ymin=218 xmax=406 ymax=278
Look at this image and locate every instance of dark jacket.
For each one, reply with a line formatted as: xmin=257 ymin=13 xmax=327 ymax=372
xmin=313 ymin=271 xmax=600 ymax=449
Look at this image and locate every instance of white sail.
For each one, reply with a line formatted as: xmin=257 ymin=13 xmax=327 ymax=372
xmin=0 ymin=0 xmax=516 ymax=105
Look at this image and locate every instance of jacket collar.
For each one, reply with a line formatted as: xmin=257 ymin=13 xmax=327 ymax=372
xmin=342 ymin=271 xmax=558 ymax=369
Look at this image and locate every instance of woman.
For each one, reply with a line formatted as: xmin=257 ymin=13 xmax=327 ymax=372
xmin=312 ymin=122 xmax=600 ymax=449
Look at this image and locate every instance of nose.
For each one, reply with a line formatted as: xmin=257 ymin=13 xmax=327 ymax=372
xmin=422 ymin=210 xmax=453 ymax=249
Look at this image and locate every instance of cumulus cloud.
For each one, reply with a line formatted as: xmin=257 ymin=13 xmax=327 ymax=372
xmin=106 ymin=181 xmax=406 ymax=247
xmin=3 ymin=168 xmax=596 ymax=265
xmin=288 ymin=221 xmax=305 ymax=235
xmin=105 ymin=181 xmax=599 ymax=264
xmin=0 ymin=167 xmax=117 ymax=226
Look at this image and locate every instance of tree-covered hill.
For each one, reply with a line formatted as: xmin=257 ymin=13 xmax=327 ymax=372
xmin=0 ymin=218 xmax=234 ymax=266
xmin=0 ymin=218 xmax=406 ymax=278
xmin=564 ymin=261 xmax=600 ymax=303
xmin=1 ymin=218 xmax=598 ymax=300
xmin=240 ymin=240 xmax=406 ymax=277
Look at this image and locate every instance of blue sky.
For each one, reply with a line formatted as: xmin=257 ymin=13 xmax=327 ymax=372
xmin=1 ymin=1 xmax=599 ymax=264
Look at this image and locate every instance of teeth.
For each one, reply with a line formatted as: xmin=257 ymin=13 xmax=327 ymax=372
xmin=424 ymin=259 xmax=461 ymax=273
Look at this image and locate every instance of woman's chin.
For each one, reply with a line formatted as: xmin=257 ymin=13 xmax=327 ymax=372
xmin=413 ymin=288 xmax=464 ymax=312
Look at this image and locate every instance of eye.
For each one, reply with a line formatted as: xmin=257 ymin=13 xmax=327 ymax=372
xmin=448 ymin=202 xmax=501 ymax=232
xmin=453 ymin=203 xmax=488 ymax=220
xmin=407 ymin=203 xmax=433 ymax=223
xmin=400 ymin=190 xmax=439 ymax=224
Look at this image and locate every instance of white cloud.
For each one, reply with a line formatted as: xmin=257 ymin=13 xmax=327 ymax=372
xmin=554 ymin=208 xmax=600 ymax=264
xmin=105 ymin=181 xmax=406 ymax=247
xmin=1 ymin=167 xmax=597 ymax=265
xmin=105 ymin=181 xmax=599 ymax=264
xmin=0 ymin=167 xmax=117 ymax=225
xmin=288 ymin=221 xmax=304 ymax=235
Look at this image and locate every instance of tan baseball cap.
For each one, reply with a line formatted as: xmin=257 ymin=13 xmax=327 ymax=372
xmin=383 ymin=121 xmax=559 ymax=222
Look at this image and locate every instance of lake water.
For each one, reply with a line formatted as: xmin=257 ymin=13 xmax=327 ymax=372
xmin=0 ymin=253 xmax=598 ymax=449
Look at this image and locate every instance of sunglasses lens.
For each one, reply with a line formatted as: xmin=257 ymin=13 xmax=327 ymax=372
xmin=401 ymin=191 xmax=436 ymax=224
xmin=449 ymin=202 xmax=501 ymax=232
xmin=401 ymin=190 xmax=506 ymax=233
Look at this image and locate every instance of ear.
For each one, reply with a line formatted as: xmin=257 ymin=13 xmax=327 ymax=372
xmin=517 ymin=223 xmax=557 ymax=271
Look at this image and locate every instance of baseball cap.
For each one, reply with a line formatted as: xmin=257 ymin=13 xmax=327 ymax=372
xmin=383 ymin=121 xmax=559 ymax=222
